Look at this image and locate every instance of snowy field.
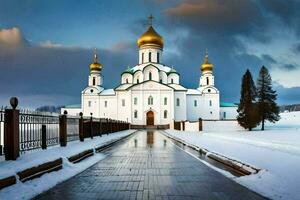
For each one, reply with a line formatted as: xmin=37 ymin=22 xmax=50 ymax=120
xmin=0 ymin=130 xmax=136 ymax=200
xmin=165 ymin=111 xmax=300 ymax=200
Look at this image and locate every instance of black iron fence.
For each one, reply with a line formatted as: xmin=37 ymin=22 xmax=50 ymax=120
xmin=19 ymin=110 xmax=59 ymax=152
xmin=1 ymin=97 xmax=131 ymax=161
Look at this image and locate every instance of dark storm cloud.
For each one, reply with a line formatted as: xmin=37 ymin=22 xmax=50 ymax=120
xmin=282 ymin=64 xmax=297 ymax=71
xmin=261 ymin=54 xmax=277 ymax=64
xmin=259 ymin=0 xmax=300 ymax=36
xmin=0 ymin=28 xmax=137 ymax=107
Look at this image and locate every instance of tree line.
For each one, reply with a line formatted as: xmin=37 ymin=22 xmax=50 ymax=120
xmin=237 ymin=66 xmax=280 ymax=131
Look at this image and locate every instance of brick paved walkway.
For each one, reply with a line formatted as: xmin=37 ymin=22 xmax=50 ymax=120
xmin=35 ymin=130 xmax=267 ymax=200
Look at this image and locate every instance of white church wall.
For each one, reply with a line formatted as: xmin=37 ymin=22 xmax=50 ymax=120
xmin=139 ymin=48 xmax=162 ymax=64
xmin=201 ymin=93 xmax=220 ymax=120
xmin=174 ymin=91 xmax=187 ymax=121
xmin=82 ymin=94 xmax=100 ymax=117
xmin=116 ymin=91 xmax=132 ymax=123
xmin=99 ymin=96 xmax=117 ymax=119
xmin=186 ymin=95 xmax=202 ymax=121
xmin=220 ymin=107 xmax=238 ymax=120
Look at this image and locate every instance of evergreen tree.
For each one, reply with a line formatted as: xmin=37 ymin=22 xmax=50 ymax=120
xmin=237 ymin=69 xmax=260 ymax=131
xmin=256 ymin=66 xmax=280 ymax=130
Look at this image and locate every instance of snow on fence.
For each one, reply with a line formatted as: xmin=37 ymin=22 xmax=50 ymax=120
xmin=172 ymin=119 xmax=242 ymax=132
xmin=0 ymin=97 xmax=130 ymax=161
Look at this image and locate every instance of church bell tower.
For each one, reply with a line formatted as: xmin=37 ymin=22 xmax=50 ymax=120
xmin=199 ymin=49 xmax=215 ymax=88
xmin=88 ymin=49 xmax=103 ymax=87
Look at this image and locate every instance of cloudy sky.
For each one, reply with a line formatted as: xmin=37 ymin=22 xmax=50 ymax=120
xmin=0 ymin=0 xmax=299 ymax=108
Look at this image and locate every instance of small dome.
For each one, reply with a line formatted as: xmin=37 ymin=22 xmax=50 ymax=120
xmin=201 ymin=50 xmax=213 ymax=72
xmin=137 ymin=26 xmax=164 ymax=49
xmin=90 ymin=52 xmax=102 ymax=72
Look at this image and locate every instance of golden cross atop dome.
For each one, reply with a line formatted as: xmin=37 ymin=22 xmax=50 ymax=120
xmin=148 ymin=15 xmax=153 ymax=26
xmin=93 ymin=48 xmax=98 ymax=63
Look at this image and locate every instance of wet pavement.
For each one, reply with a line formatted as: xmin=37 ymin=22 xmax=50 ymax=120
xmin=35 ymin=130 xmax=267 ymax=200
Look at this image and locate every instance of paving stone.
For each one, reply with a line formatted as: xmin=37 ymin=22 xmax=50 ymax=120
xmin=35 ymin=130 xmax=267 ymax=200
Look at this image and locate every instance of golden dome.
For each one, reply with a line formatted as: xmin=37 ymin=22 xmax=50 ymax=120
xmin=137 ymin=16 xmax=164 ymax=49
xmin=90 ymin=52 xmax=102 ymax=72
xmin=201 ymin=49 xmax=213 ymax=72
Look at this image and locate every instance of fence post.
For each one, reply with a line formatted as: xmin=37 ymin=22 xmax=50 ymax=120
xmin=59 ymin=110 xmax=67 ymax=147
xmin=41 ymin=125 xmax=47 ymax=149
xmin=90 ymin=113 xmax=93 ymax=139
xmin=79 ymin=112 xmax=84 ymax=142
xmin=4 ymin=97 xmax=20 ymax=160
xmin=199 ymin=118 xmax=203 ymax=131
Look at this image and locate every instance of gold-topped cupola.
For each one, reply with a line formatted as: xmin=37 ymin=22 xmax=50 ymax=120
xmin=90 ymin=49 xmax=103 ymax=72
xmin=201 ymin=49 xmax=213 ymax=73
xmin=137 ymin=15 xmax=164 ymax=49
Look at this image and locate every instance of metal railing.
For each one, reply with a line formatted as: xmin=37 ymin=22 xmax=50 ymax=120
xmin=19 ymin=110 xmax=59 ymax=153
xmin=2 ymin=97 xmax=131 ymax=160
xmin=66 ymin=117 xmax=79 ymax=142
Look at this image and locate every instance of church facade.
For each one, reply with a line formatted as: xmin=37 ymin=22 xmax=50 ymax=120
xmin=62 ymin=19 xmax=226 ymax=126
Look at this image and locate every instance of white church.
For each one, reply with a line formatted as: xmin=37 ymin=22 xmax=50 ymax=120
xmin=62 ymin=17 xmax=237 ymax=127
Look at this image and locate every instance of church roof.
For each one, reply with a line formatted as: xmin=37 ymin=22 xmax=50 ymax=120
xmin=186 ymin=89 xmax=201 ymax=95
xmin=100 ymin=89 xmax=115 ymax=96
xmin=220 ymin=102 xmax=238 ymax=107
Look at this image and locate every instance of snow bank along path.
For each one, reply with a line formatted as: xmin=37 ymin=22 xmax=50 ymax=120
xmin=165 ymin=127 xmax=300 ymax=200
xmin=0 ymin=129 xmax=136 ymax=200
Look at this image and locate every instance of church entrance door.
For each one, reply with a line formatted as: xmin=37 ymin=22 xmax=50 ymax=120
xmin=146 ymin=111 xmax=154 ymax=126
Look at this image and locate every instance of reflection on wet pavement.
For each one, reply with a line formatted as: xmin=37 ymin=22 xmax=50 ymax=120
xmin=36 ymin=130 xmax=267 ymax=200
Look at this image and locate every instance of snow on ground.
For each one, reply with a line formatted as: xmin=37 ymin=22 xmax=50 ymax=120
xmin=165 ymin=112 xmax=300 ymax=200
xmin=0 ymin=129 xmax=136 ymax=200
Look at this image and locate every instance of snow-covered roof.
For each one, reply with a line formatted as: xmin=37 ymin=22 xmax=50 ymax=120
xmin=129 ymin=63 xmax=174 ymax=74
xmin=115 ymin=84 xmax=132 ymax=91
xmin=186 ymin=89 xmax=201 ymax=95
xmin=100 ymin=89 xmax=116 ymax=96
xmin=64 ymin=104 xmax=81 ymax=108
xmin=220 ymin=102 xmax=238 ymax=107
xmin=168 ymin=84 xmax=187 ymax=91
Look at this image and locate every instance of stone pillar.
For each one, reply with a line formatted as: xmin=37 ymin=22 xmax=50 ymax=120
xmin=59 ymin=111 xmax=67 ymax=147
xmin=90 ymin=113 xmax=93 ymax=139
xmin=79 ymin=112 xmax=84 ymax=142
xmin=4 ymin=97 xmax=20 ymax=160
xmin=199 ymin=118 xmax=203 ymax=131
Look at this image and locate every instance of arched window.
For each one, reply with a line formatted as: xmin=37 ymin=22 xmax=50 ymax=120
xmin=93 ymin=77 xmax=96 ymax=86
xmin=194 ymin=100 xmax=197 ymax=107
xmin=206 ymin=77 xmax=209 ymax=85
xmin=134 ymin=97 xmax=138 ymax=105
xmin=157 ymin=52 xmax=160 ymax=63
xmin=134 ymin=110 xmax=138 ymax=118
xmin=149 ymin=52 xmax=152 ymax=62
xmin=164 ymin=97 xmax=167 ymax=105
xmin=142 ymin=53 xmax=144 ymax=63
xmin=171 ymin=79 xmax=174 ymax=84
xmin=148 ymin=96 xmax=153 ymax=105
xmin=209 ymin=100 xmax=212 ymax=106
xmin=176 ymin=98 xmax=180 ymax=106
xmin=126 ymin=78 xmax=128 ymax=83
xmin=137 ymin=79 xmax=139 ymax=83
xmin=164 ymin=110 xmax=167 ymax=119
xmin=149 ymin=72 xmax=152 ymax=80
